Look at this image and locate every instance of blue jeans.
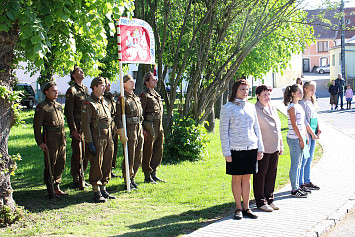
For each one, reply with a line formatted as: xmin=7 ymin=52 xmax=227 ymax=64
xmin=287 ymin=137 xmax=303 ymax=191
xmin=299 ymin=138 xmax=316 ymax=185
xmin=337 ymin=92 xmax=344 ymax=108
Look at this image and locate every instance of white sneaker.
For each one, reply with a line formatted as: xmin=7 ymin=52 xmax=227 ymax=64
xmin=258 ymin=204 xmax=273 ymax=212
xmin=269 ymin=203 xmax=279 ymax=210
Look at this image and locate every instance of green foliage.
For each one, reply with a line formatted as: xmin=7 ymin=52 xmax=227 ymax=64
xmin=0 ymin=205 xmax=23 ymax=227
xmin=164 ymin=115 xmax=210 ymax=162
xmin=0 ymin=86 xmax=22 ymax=125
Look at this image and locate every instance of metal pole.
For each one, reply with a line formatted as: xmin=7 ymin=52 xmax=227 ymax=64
xmin=340 ymin=0 xmax=346 ymax=83
xmin=116 ymin=20 xmax=131 ymax=192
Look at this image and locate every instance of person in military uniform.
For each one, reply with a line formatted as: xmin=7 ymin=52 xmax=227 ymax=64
xmin=103 ymin=78 xmax=119 ymax=178
xmin=115 ymin=75 xmax=144 ymax=190
xmin=64 ymin=66 xmax=90 ymax=188
xmin=139 ymin=72 xmax=165 ymax=183
xmin=33 ymin=82 xmax=68 ymax=198
xmin=82 ymin=77 xmax=116 ymax=203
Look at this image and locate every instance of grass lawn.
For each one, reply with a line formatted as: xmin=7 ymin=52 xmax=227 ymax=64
xmin=1 ymin=108 xmax=322 ymax=236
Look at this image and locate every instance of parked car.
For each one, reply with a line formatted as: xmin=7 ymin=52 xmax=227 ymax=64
xmin=14 ymin=83 xmax=36 ymax=109
xmin=316 ymin=64 xmax=330 ymax=74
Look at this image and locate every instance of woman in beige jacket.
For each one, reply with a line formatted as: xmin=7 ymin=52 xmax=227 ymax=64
xmin=253 ymin=85 xmax=283 ymax=212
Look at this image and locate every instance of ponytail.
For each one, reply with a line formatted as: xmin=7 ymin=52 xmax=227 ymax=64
xmin=283 ymin=84 xmax=302 ymax=106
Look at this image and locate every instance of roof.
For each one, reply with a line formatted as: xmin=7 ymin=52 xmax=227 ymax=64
xmin=306 ymin=7 xmax=355 ymax=39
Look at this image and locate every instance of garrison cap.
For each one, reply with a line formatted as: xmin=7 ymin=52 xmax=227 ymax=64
xmin=123 ymin=74 xmax=133 ymax=83
xmin=43 ymin=81 xmax=57 ymax=94
xmin=90 ymin=77 xmax=105 ymax=88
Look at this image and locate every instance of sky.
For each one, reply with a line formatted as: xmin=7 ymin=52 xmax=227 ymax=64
xmin=304 ymin=0 xmax=355 ymax=9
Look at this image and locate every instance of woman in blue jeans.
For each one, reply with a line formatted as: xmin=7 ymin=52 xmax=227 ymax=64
xmin=283 ymin=84 xmax=309 ymax=197
xmin=299 ymin=81 xmax=321 ymax=191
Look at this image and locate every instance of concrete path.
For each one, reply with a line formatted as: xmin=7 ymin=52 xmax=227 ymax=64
xmin=186 ymin=76 xmax=355 ymax=237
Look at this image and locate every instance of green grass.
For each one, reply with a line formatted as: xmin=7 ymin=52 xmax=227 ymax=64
xmin=2 ymin=108 xmax=322 ymax=236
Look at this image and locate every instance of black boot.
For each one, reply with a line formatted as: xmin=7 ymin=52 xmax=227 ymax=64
xmin=93 ymin=191 xmax=106 ymax=203
xmin=144 ymin=173 xmax=156 ymax=184
xmin=131 ymin=178 xmax=138 ymax=189
xmin=46 ymin=183 xmax=60 ymax=199
xmin=151 ymin=171 xmax=165 ymax=182
xmin=101 ymin=190 xmax=117 ymax=199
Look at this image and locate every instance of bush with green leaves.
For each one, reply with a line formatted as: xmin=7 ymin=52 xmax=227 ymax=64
xmin=164 ymin=116 xmax=210 ymax=163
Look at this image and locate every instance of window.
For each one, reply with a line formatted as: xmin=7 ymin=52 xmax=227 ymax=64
xmin=320 ymin=57 xmax=328 ymax=66
xmin=332 ymin=54 xmax=335 ymax=66
xmin=317 ymin=41 xmax=329 ymax=52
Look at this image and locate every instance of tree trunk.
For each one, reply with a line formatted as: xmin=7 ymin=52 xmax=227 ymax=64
xmin=0 ymin=23 xmax=19 ymax=211
xmin=135 ymin=64 xmax=151 ymax=95
xmin=214 ymin=95 xmax=222 ymax=119
xmin=204 ymin=106 xmax=215 ymax=133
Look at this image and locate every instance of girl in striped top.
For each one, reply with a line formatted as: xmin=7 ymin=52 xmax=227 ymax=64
xmin=283 ymin=84 xmax=309 ymax=198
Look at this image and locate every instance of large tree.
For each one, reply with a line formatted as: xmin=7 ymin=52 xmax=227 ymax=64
xmin=0 ymin=0 xmax=134 ymax=214
xmin=141 ymin=0 xmax=313 ymax=133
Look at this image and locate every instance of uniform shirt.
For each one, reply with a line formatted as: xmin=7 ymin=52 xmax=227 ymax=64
xmin=115 ymin=91 xmax=143 ymax=129
xmin=33 ymin=97 xmax=65 ymax=146
xmin=139 ymin=88 xmax=163 ymax=119
xmin=219 ymin=100 xmax=264 ymax=157
xmin=81 ymin=93 xmax=112 ymax=143
xmin=64 ymin=83 xmax=90 ymax=133
xmin=104 ymin=92 xmax=116 ymax=118
xmin=287 ymin=103 xmax=306 ymax=139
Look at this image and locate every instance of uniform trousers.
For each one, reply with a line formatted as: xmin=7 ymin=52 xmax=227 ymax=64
xmin=70 ymin=131 xmax=89 ymax=179
xmin=142 ymin=119 xmax=164 ymax=174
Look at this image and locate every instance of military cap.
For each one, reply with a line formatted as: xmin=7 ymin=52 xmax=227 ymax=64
xmin=90 ymin=77 xmax=105 ymax=88
xmin=123 ymin=74 xmax=133 ymax=83
xmin=43 ymin=81 xmax=57 ymax=94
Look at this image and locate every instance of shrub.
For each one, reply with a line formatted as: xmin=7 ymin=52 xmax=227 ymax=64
xmin=164 ymin=116 xmax=210 ymax=163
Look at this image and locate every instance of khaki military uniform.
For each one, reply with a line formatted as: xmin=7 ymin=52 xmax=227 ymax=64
xmin=81 ymin=93 xmax=114 ymax=186
xmin=139 ymin=88 xmax=164 ymax=175
xmin=115 ymin=91 xmax=144 ymax=179
xmin=104 ymin=92 xmax=119 ymax=169
xmin=33 ymin=97 xmax=66 ymax=186
xmin=64 ymin=83 xmax=90 ymax=179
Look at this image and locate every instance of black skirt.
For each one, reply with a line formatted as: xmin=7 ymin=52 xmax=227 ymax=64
xmin=226 ymin=149 xmax=258 ymax=175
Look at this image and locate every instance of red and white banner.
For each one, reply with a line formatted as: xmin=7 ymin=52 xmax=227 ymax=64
xmin=118 ymin=17 xmax=155 ymax=64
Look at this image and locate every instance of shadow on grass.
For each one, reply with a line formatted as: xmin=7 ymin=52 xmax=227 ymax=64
xmin=114 ymin=202 xmax=234 ymax=237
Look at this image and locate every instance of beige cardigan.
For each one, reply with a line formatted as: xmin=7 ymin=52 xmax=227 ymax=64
xmin=255 ymin=101 xmax=283 ymax=154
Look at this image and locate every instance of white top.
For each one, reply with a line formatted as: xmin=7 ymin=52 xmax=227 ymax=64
xmin=219 ymin=99 xmax=264 ymax=157
xmin=299 ymin=100 xmax=317 ymax=128
xmin=287 ymin=103 xmax=306 ymax=139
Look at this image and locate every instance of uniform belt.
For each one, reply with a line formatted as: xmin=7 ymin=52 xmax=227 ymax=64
xmin=45 ymin=127 xmax=65 ymax=132
xmin=97 ymin=124 xmax=110 ymax=129
xmin=126 ymin=116 xmax=143 ymax=124
xmin=145 ymin=114 xmax=161 ymax=121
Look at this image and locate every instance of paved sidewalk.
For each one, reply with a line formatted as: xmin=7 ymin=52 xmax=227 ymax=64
xmin=186 ymin=90 xmax=355 ymax=237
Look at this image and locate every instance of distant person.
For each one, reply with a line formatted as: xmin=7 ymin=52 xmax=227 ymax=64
xmin=345 ymin=84 xmax=353 ymax=109
xmin=299 ymin=81 xmax=321 ymax=192
xmin=220 ymin=79 xmax=264 ymax=220
xmin=335 ymin=73 xmax=345 ymax=110
xmin=33 ymin=82 xmax=68 ymax=199
xmin=328 ymin=80 xmax=338 ymax=110
xmin=283 ymin=84 xmax=309 ymax=198
xmin=296 ymin=77 xmax=303 ymax=86
xmin=254 ymin=85 xmax=283 ymax=212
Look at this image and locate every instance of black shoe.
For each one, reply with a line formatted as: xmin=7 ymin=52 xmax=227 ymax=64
xmin=304 ymin=182 xmax=320 ymax=190
xmin=47 ymin=193 xmax=61 ymax=200
xmin=234 ymin=209 xmax=243 ymax=220
xmin=101 ymin=190 xmax=117 ymax=199
xmin=131 ymin=178 xmax=138 ymax=189
xmin=291 ymin=189 xmax=308 ymax=198
xmin=111 ymin=172 xmax=118 ymax=178
xmin=126 ymin=183 xmax=137 ymax=191
xmin=242 ymin=209 xmax=258 ymax=219
xmin=151 ymin=171 xmax=165 ymax=182
xmin=300 ymin=185 xmax=312 ymax=194
xmin=94 ymin=191 xmax=106 ymax=203
xmin=144 ymin=176 xmax=156 ymax=184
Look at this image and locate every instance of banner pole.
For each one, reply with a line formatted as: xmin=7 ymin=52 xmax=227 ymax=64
xmin=116 ymin=19 xmax=131 ymax=192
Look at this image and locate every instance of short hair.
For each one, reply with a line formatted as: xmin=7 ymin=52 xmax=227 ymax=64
xmin=123 ymin=74 xmax=133 ymax=83
xmin=70 ymin=65 xmax=81 ymax=81
xmin=143 ymin=72 xmax=154 ymax=85
xmin=338 ymin=73 xmax=342 ymax=77
xmin=43 ymin=81 xmax=57 ymax=94
xmin=255 ymin=85 xmax=272 ymax=101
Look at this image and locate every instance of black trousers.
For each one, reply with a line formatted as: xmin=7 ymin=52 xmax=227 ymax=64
xmin=253 ymin=151 xmax=279 ymax=208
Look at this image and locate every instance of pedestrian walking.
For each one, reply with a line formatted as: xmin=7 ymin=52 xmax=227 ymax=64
xmin=33 ymin=82 xmax=68 ymax=199
xmin=283 ymin=84 xmax=309 ymax=198
xmin=254 ymin=85 xmax=283 ymax=212
xmin=335 ymin=73 xmax=345 ymax=110
xmin=220 ymin=79 xmax=264 ymax=220
xmin=64 ymin=66 xmax=90 ymax=189
xmin=81 ymin=77 xmax=116 ymax=203
xmin=345 ymin=84 xmax=353 ymax=109
xmin=115 ymin=75 xmax=144 ymax=190
xmin=139 ymin=72 xmax=165 ymax=183
xmin=299 ymin=81 xmax=321 ymax=192
xmin=328 ymin=80 xmax=338 ymax=110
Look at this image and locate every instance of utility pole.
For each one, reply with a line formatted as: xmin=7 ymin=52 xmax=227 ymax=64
xmin=340 ymin=0 xmax=346 ymax=83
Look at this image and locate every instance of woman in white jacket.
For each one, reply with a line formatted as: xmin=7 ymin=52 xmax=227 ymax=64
xmin=220 ymin=79 xmax=264 ymax=220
